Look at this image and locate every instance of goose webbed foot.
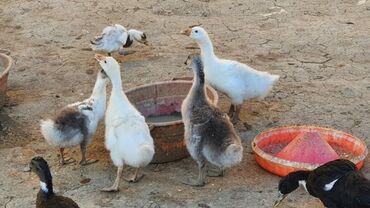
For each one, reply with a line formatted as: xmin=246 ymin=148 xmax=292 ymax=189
xmin=79 ymin=143 xmax=97 ymax=166
xmin=59 ymin=148 xmax=76 ymax=165
xmin=60 ymin=157 xmax=76 ymax=165
xmin=118 ymin=50 xmax=135 ymax=56
xmin=100 ymin=185 xmax=119 ymax=192
xmin=206 ymin=167 xmax=224 ymax=177
xmin=79 ymin=158 xmax=98 ymax=166
xmin=182 ymin=160 xmax=206 ymax=187
xmin=101 ymin=166 xmax=123 ymax=192
xmin=123 ymin=169 xmax=144 ymax=183
xmin=181 ymin=178 xmax=206 ymax=187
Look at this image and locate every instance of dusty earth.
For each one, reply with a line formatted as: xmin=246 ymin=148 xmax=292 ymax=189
xmin=1 ymin=0 xmax=370 ymax=207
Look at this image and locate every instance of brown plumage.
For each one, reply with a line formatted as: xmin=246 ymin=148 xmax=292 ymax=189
xmin=30 ymin=157 xmax=80 ymax=208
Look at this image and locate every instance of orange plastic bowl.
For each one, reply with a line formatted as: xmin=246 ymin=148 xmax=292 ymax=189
xmin=252 ymin=126 xmax=368 ymax=176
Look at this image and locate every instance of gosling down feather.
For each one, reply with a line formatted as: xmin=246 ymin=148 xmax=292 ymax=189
xmin=182 ymin=26 xmax=280 ymax=123
xmin=40 ymin=69 xmax=108 ymax=165
xmin=181 ymin=54 xmax=243 ymax=187
xmin=90 ymin=24 xmax=148 ymax=56
xmin=95 ymin=54 xmax=154 ymax=192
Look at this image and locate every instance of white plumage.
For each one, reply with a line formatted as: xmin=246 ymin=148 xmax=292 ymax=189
xmin=40 ymin=70 xmax=108 ymax=165
xmin=94 ymin=54 xmax=154 ymax=192
xmin=182 ymin=26 xmax=280 ymax=122
xmin=90 ymin=24 xmax=148 ymax=56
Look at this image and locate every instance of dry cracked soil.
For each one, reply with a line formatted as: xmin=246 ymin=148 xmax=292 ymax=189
xmin=1 ymin=0 xmax=370 ymax=207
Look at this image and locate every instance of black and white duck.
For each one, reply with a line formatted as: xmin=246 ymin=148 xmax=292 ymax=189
xmin=40 ymin=68 xmax=108 ymax=165
xmin=181 ymin=54 xmax=243 ymax=187
xmin=30 ymin=156 xmax=80 ymax=208
xmin=275 ymin=159 xmax=370 ymax=208
xmin=90 ymin=24 xmax=148 ymax=56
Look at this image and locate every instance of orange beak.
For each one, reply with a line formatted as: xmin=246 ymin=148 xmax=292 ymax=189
xmin=181 ymin=28 xmax=192 ymax=36
xmin=94 ymin=54 xmax=106 ymax=62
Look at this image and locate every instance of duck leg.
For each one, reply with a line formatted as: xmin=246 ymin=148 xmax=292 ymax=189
xmin=101 ymin=166 xmax=123 ymax=192
xmin=228 ymin=104 xmax=235 ymax=117
xmin=59 ymin=148 xmax=75 ymax=165
xmin=182 ymin=160 xmax=206 ymax=187
xmin=123 ymin=168 xmax=145 ymax=183
xmin=79 ymin=141 xmax=98 ymax=166
xmin=207 ymin=166 xmax=224 ymax=177
xmin=231 ymin=104 xmax=242 ymax=124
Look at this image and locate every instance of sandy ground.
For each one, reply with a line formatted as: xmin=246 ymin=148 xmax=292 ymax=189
xmin=1 ymin=0 xmax=370 ymax=207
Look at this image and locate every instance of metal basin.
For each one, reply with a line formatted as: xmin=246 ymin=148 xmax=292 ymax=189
xmin=125 ymin=80 xmax=219 ymax=163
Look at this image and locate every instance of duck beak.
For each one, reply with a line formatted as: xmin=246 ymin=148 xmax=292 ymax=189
xmin=273 ymin=192 xmax=287 ymax=207
xmin=94 ymin=54 xmax=105 ymax=62
xmin=181 ymin=28 xmax=192 ymax=36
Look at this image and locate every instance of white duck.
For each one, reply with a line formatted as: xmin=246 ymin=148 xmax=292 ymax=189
xmin=90 ymin=24 xmax=148 ymax=56
xmin=40 ymin=69 xmax=108 ymax=165
xmin=181 ymin=26 xmax=280 ymax=123
xmin=95 ymin=54 xmax=154 ymax=192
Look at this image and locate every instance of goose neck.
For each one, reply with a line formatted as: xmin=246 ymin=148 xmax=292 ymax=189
xmin=198 ymin=39 xmax=215 ymax=58
xmin=91 ymin=76 xmax=107 ymax=97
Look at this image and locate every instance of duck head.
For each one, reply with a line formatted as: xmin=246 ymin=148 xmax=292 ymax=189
xmin=274 ymin=171 xmax=310 ymax=207
xmin=30 ymin=156 xmax=53 ymax=194
xmin=95 ymin=54 xmax=121 ymax=81
xmin=181 ymin=26 xmax=209 ymax=43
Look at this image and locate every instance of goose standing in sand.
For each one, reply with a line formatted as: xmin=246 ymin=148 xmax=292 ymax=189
xmin=181 ymin=26 xmax=280 ymax=123
xmin=95 ymin=54 xmax=154 ymax=192
xmin=40 ymin=69 xmax=108 ymax=165
xmin=181 ymin=55 xmax=243 ymax=187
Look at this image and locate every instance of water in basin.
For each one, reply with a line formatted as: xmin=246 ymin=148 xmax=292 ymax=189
xmin=146 ymin=112 xmax=182 ymax=123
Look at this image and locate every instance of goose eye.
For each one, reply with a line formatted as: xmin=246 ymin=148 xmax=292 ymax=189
xmin=104 ymin=60 xmax=107 ymax=63
xmin=195 ymin=30 xmax=198 ymax=33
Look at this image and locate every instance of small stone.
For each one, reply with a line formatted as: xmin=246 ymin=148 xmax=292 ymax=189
xmin=23 ymin=166 xmax=31 ymax=172
xmin=80 ymin=178 xmax=91 ymax=184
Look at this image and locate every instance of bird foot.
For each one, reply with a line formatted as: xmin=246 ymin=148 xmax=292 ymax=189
xmin=206 ymin=168 xmax=224 ymax=177
xmin=181 ymin=178 xmax=206 ymax=187
xmin=123 ymin=173 xmax=145 ymax=183
xmin=118 ymin=50 xmax=136 ymax=56
xmin=60 ymin=157 xmax=76 ymax=165
xmin=79 ymin=158 xmax=99 ymax=166
xmin=100 ymin=186 xmax=119 ymax=192
xmin=231 ymin=116 xmax=240 ymax=125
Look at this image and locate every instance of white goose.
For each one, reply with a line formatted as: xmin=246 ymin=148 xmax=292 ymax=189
xmin=40 ymin=68 xmax=108 ymax=165
xmin=90 ymin=24 xmax=148 ymax=56
xmin=95 ymin=54 xmax=154 ymax=192
xmin=181 ymin=26 xmax=280 ymax=123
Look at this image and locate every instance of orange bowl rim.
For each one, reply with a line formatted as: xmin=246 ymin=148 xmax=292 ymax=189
xmin=252 ymin=125 xmax=368 ymax=171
